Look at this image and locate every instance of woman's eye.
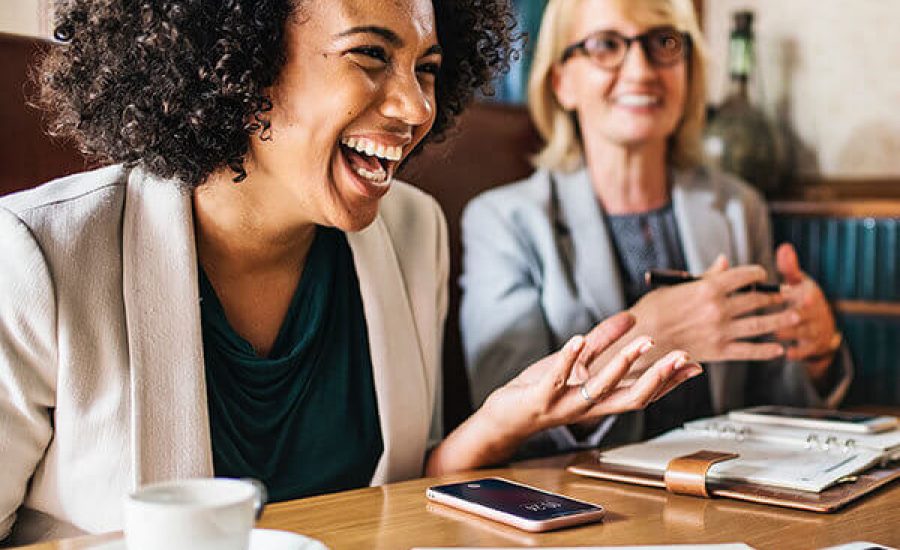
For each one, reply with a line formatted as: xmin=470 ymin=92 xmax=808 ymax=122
xmin=586 ymin=35 xmax=623 ymax=55
xmin=416 ymin=62 xmax=441 ymax=77
xmin=657 ymin=35 xmax=678 ymax=50
xmin=598 ymin=38 xmax=622 ymax=52
xmin=349 ymin=46 xmax=389 ymax=64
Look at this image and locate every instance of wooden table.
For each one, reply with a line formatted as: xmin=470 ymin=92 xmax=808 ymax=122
xmin=15 ymin=450 xmax=900 ymax=550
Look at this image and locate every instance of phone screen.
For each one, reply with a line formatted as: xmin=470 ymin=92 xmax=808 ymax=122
xmin=756 ymin=406 xmax=877 ymax=423
xmin=429 ymin=478 xmax=600 ymax=521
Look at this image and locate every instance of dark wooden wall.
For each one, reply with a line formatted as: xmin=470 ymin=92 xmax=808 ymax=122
xmin=399 ymin=104 xmax=541 ymax=430
xmin=0 ymin=33 xmax=86 ymax=196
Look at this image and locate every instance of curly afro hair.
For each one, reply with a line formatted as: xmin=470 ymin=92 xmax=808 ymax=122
xmin=38 ymin=0 xmax=519 ymax=186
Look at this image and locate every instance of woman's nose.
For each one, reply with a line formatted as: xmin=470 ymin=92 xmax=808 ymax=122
xmin=379 ymin=73 xmax=433 ymax=127
xmin=619 ymin=41 xmax=655 ymax=78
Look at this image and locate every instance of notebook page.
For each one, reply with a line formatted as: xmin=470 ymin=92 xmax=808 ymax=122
xmin=598 ymin=428 xmax=882 ymax=492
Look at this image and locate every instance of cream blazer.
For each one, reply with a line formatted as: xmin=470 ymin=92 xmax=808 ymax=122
xmin=0 ymin=165 xmax=447 ymax=544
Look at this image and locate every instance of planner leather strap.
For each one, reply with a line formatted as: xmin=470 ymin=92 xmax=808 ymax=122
xmin=664 ymin=450 xmax=740 ymax=497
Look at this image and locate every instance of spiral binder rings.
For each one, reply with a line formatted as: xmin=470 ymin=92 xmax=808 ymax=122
xmin=568 ymin=410 xmax=900 ymax=512
xmin=682 ymin=417 xmax=900 ymax=462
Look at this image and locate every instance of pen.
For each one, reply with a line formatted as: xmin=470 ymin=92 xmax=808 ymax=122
xmin=644 ymin=268 xmax=781 ymax=293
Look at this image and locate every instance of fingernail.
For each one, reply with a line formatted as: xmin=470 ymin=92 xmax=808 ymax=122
xmin=687 ymin=365 xmax=703 ymax=377
xmin=674 ymin=353 xmax=691 ymax=368
xmin=567 ymin=335 xmax=585 ymax=353
xmin=626 ymin=336 xmax=654 ymax=355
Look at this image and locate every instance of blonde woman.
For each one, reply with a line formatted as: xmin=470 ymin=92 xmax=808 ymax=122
xmin=460 ymin=0 xmax=849 ymax=456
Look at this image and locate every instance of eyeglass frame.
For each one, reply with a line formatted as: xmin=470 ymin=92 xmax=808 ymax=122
xmin=560 ymin=26 xmax=692 ymax=69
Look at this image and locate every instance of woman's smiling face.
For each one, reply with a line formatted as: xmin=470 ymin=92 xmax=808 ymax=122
xmin=247 ymin=0 xmax=441 ymax=231
xmin=552 ymin=0 xmax=687 ymax=155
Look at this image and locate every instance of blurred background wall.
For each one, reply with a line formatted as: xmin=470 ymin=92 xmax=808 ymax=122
xmin=5 ymin=0 xmax=899 ymax=184
xmin=704 ymin=0 xmax=900 ymax=181
xmin=0 ymin=0 xmax=49 ymax=38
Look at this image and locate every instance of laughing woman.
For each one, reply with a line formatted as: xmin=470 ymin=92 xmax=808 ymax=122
xmin=0 ymin=0 xmax=697 ymax=544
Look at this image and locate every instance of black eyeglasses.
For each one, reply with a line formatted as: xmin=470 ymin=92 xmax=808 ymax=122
xmin=560 ymin=26 xmax=691 ymax=70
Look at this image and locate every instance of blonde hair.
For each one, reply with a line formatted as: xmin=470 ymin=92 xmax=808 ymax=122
xmin=528 ymin=0 xmax=708 ymax=171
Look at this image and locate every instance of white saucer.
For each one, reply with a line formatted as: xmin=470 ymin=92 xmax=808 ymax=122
xmin=251 ymin=528 xmax=329 ymax=549
xmin=94 ymin=528 xmax=329 ymax=549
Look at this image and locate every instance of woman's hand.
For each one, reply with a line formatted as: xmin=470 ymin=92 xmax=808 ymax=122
xmin=774 ymin=243 xmax=840 ymax=382
xmin=626 ymin=255 xmax=794 ymax=364
xmin=425 ymin=312 xmax=700 ymax=475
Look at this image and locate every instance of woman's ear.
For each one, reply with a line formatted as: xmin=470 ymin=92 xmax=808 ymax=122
xmin=551 ymin=63 xmax=576 ymax=111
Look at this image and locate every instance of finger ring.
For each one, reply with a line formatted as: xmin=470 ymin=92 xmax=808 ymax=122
xmin=579 ymin=381 xmax=593 ymax=403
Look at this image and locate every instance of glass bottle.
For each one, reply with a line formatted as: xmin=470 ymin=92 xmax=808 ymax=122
xmin=704 ymin=11 xmax=780 ymax=194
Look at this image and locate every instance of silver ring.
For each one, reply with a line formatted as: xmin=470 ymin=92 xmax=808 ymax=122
xmin=579 ymin=381 xmax=593 ymax=403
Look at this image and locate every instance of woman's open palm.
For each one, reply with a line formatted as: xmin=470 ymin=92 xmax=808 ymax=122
xmin=482 ymin=312 xmax=702 ymax=438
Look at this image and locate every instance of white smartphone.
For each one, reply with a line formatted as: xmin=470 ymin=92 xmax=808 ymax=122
xmin=728 ymin=406 xmax=899 ymax=434
xmin=425 ymin=477 xmax=605 ymax=532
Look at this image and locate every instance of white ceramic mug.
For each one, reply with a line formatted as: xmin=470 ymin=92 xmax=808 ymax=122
xmin=124 ymin=477 xmax=266 ymax=550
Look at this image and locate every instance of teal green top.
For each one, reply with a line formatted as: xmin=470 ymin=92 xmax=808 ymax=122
xmin=199 ymin=227 xmax=383 ymax=502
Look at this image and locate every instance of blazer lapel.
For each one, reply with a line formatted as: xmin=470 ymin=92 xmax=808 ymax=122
xmin=671 ymin=168 xmax=742 ymax=412
xmin=553 ymin=168 xmax=626 ymax=322
xmin=671 ymin=168 xmax=734 ymax=275
xmin=347 ymin=217 xmax=429 ymax=485
xmin=122 ymin=168 xmax=213 ymax=486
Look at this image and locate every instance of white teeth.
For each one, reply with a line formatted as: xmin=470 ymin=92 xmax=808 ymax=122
xmin=340 ymin=136 xmax=404 ymax=161
xmin=617 ymin=94 xmax=660 ymax=107
xmin=354 ymin=166 xmax=390 ymax=186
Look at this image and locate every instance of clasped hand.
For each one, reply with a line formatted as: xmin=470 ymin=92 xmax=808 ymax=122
xmin=773 ymin=243 xmax=839 ymax=378
xmin=627 ymin=244 xmax=838 ymax=376
xmin=629 ymin=255 xmax=791 ymax=363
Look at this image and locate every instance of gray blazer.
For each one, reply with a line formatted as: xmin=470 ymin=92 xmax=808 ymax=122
xmin=460 ymin=166 xmax=851 ymax=454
